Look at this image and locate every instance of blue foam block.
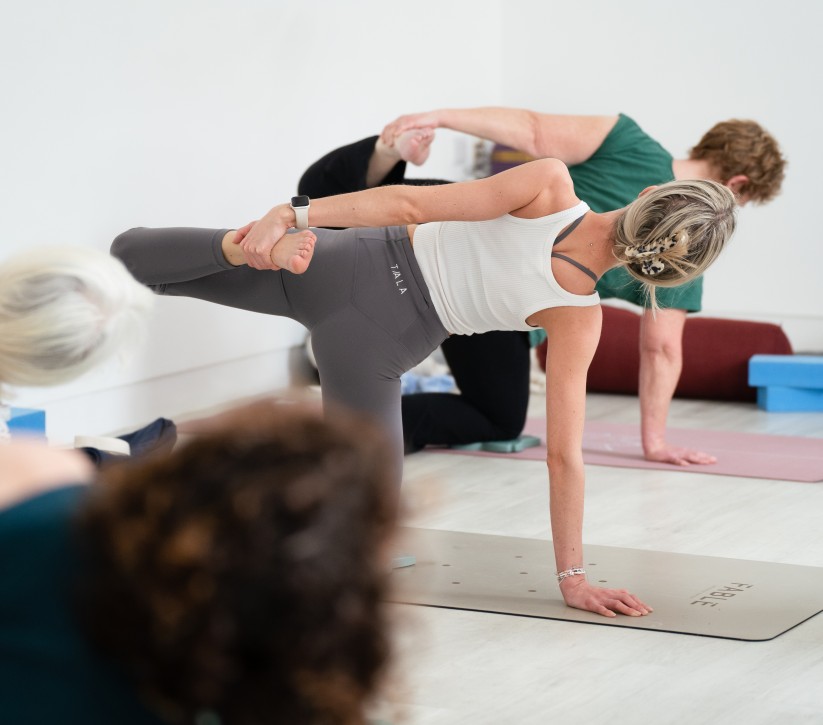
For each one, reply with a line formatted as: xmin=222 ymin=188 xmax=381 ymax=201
xmin=757 ymin=386 xmax=823 ymax=412
xmin=749 ymin=355 xmax=823 ymax=389
xmin=6 ymin=407 xmax=47 ymax=438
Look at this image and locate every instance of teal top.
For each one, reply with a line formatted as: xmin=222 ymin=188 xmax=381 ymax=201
xmin=0 ymin=486 xmax=166 ymax=725
xmin=571 ymin=114 xmax=703 ymax=312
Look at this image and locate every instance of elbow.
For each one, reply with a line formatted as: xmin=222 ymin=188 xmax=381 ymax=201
xmin=532 ymin=158 xmax=571 ymax=188
xmin=640 ymin=338 xmax=682 ymax=365
xmin=398 ymin=195 xmax=427 ymax=225
xmin=546 ymin=447 xmax=583 ymax=477
xmin=639 ymin=310 xmax=686 ymax=364
xmin=524 ymin=111 xmax=546 ymax=159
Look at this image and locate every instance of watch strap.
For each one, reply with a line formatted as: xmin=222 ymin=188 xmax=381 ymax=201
xmin=293 ymin=205 xmax=309 ymax=230
xmin=290 ymin=196 xmax=311 ymax=230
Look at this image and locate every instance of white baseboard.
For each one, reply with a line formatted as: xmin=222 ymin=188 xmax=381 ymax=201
xmin=38 ymin=346 xmax=312 ymax=445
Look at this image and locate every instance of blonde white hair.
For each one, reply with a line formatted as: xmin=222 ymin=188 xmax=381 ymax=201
xmin=0 ymin=246 xmax=153 ymax=393
xmin=613 ymin=180 xmax=738 ymax=307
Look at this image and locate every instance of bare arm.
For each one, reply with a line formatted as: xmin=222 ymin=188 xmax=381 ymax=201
xmin=238 ymin=158 xmax=576 ymax=269
xmin=0 ymin=441 xmax=94 ymax=511
xmin=639 ymin=309 xmax=716 ymax=465
xmin=533 ymin=305 xmax=651 ymax=618
xmin=381 ymin=107 xmax=618 ymax=165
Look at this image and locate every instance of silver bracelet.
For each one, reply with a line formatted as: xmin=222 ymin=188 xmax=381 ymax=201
xmin=556 ymin=567 xmax=586 ymax=583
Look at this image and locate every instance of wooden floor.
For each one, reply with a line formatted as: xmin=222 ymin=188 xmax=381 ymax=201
xmin=374 ymin=393 xmax=823 ymax=725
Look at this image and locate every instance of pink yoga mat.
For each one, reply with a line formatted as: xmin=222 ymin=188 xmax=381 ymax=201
xmin=435 ymin=419 xmax=823 ymax=483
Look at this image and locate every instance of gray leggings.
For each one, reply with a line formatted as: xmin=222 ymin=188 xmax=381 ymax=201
xmin=111 ymin=225 xmax=449 ymax=485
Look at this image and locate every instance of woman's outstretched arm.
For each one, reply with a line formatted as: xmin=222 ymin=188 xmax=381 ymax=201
xmin=531 ymin=305 xmax=652 ymax=618
xmin=379 ymin=107 xmax=618 ymax=165
xmin=238 ymin=158 xmax=576 ymax=269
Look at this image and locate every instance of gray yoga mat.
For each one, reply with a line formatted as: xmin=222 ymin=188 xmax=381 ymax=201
xmin=389 ymin=528 xmax=823 ymax=641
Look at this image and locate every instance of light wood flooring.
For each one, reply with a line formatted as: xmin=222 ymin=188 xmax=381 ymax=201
xmin=373 ymin=393 xmax=823 ymax=725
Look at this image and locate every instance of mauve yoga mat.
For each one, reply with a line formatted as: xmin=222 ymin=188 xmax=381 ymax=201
xmin=433 ymin=419 xmax=823 ymax=483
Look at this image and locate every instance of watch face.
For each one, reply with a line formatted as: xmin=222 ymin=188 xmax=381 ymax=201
xmin=291 ymin=195 xmax=310 ymax=208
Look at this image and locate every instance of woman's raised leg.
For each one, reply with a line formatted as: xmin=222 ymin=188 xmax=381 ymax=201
xmin=111 ymin=226 xmax=312 ymax=316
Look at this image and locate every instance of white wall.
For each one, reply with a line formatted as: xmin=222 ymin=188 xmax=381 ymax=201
xmin=5 ymin=0 xmax=821 ymax=443
xmin=500 ymin=0 xmax=823 ymax=350
xmin=1 ymin=0 xmax=503 ymax=442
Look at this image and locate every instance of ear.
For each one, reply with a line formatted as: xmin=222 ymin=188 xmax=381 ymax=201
xmin=724 ymin=174 xmax=749 ymax=195
xmin=637 ymin=185 xmax=658 ymax=198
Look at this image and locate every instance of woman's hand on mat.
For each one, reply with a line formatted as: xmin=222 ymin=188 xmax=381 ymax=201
xmin=644 ymin=442 xmax=717 ymax=467
xmin=235 ymin=206 xmax=291 ymax=270
xmin=560 ymin=578 xmax=653 ymax=618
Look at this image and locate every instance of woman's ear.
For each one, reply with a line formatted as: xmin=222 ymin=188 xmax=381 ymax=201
xmin=724 ymin=174 xmax=751 ymax=205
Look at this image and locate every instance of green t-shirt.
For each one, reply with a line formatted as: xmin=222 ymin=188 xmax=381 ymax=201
xmin=569 ymin=114 xmax=703 ymax=311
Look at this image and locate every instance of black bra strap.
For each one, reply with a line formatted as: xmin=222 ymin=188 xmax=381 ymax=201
xmin=553 ymin=213 xmax=587 ymax=246
xmin=551 ymin=252 xmax=599 ymax=284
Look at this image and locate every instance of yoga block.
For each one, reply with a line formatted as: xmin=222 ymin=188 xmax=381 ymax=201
xmin=6 ymin=407 xmax=46 ymax=438
xmin=749 ymin=355 xmax=823 ymax=389
xmin=757 ymin=386 xmax=823 ymax=412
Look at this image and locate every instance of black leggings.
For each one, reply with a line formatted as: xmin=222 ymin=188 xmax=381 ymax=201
xmin=299 ymin=136 xmax=532 ymax=453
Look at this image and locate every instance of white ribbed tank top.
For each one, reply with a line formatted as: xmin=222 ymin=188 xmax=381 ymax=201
xmin=412 ymin=201 xmax=599 ymax=335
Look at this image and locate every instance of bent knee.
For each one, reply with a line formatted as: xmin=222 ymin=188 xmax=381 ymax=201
xmin=110 ymin=227 xmax=144 ymax=262
xmin=110 ymin=228 xmax=163 ymax=292
xmin=496 ymin=423 xmax=525 ymax=441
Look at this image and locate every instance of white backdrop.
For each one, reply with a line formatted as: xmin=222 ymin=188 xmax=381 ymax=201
xmin=2 ymin=0 xmax=821 ymax=442
xmin=0 ymin=0 xmax=502 ymax=441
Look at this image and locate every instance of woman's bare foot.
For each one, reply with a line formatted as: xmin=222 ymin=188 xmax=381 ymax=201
xmin=271 ymin=229 xmax=316 ymax=274
xmin=394 ymin=128 xmax=435 ymax=166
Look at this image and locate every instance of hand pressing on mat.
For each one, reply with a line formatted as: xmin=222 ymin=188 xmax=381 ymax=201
xmin=560 ymin=577 xmax=653 ymax=618
xmin=639 ymin=309 xmax=716 ymax=467
xmin=643 ymin=440 xmax=717 ymax=467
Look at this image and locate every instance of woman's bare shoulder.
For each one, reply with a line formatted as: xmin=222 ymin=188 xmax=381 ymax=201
xmin=0 ymin=442 xmax=93 ymax=511
xmin=510 ymin=159 xmax=580 ymax=218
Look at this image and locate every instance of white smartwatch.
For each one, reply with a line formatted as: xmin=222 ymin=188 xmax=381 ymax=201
xmin=290 ymin=195 xmax=311 ymax=229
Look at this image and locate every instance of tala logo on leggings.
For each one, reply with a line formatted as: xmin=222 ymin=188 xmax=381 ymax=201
xmin=390 ymin=264 xmax=407 ymax=295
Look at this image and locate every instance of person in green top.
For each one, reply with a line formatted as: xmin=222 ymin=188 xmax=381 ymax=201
xmin=299 ymin=110 xmax=785 ymax=465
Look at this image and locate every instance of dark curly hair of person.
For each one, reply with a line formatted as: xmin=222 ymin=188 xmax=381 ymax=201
xmin=73 ymin=400 xmax=398 ymax=725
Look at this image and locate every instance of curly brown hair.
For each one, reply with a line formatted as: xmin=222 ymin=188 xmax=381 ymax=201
xmin=689 ymin=119 xmax=786 ymax=204
xmin=74 ymin=400 xmax=397 ymax=725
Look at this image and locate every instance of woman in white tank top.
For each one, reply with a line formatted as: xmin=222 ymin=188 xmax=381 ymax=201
xmin=224 ymin=158 xmax=737 ymax=618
